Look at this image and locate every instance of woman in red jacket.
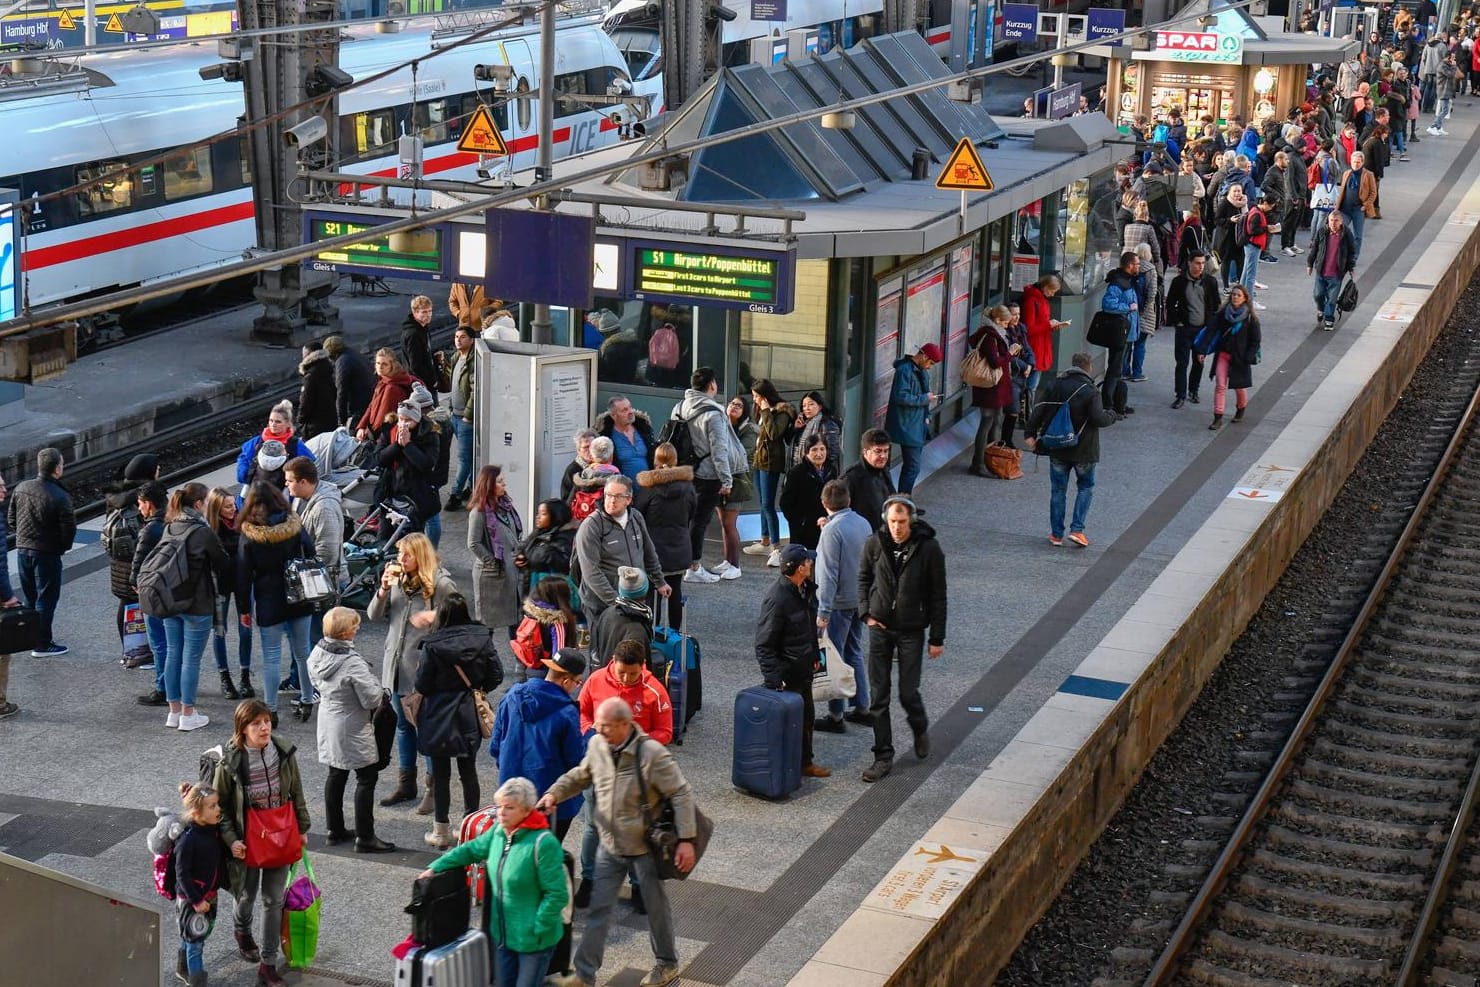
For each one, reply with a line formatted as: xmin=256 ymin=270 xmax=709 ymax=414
xmin=354 ymin=349 xmax=417 ymax=442
xmin=1021 ymin=274 xmax=1069 ymax=402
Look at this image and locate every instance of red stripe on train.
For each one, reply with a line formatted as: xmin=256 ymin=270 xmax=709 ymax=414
xmin=23 ymin=201 xmax=257 ymax=272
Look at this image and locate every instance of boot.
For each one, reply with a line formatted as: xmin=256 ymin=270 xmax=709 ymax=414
xmin=188 ymin=973 xmax=208 ymax=987
xmin=237 ymin=670 xmax=255 ymax=699
xmin=413 ymin=779 xmax=435 ymax=816
xmin=220 ymin=671 xmax=240 ymax=701
xmin=1233 ymin=406 xmax=1246 ymax=423
xmin=256 ymin=962 xmax=286 ymax=987
xmin=1209 ymin=414 xmax=1224 ymax=431
xmin=1001 ymin=414 xmax=1018 ymax=450
xmin=423 ymin=821 xmax=453 ymax=850
xmin=380 ymin=768 xmax=417 ymax=807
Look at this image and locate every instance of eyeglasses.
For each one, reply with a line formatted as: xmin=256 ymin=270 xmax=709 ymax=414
xmin=604 ymin=492 xmax=631 ymax=501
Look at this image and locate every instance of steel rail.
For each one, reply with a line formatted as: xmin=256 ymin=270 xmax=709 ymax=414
xmin=1141 ymin=376 xmax=1480 ymax=986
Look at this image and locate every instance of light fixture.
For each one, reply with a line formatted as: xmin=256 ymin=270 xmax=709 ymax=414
xmin=1253 ymin=68 xmax=1275 ymax=94
xmin=821 ymin=110 xmax=856 ymax=130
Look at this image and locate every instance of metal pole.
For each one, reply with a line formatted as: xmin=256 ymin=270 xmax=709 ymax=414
xmin=530 ymin=0 xmax=556 ymax=345
xmin=85 ymin=0 xmax=96 ymax=47
xmin=1053 ymin=14 xmax=1066 ymax=90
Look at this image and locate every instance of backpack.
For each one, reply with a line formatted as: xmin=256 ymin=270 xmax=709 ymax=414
xmin=648 ymin=323 xmax=680 ymax=370
xmin=656 ymin=406 xmax=721 ymax=469
xmin=135 ymin=527 xmax=199 ymax=618
xmin=510 ymin=615 xmax=550 ymax=670
xmin=569 ymin=486 xmax=603 ymax=522
xmin=1234 ymin=209 xmax=1257 ymax=247
xmin=101 ymin=505 xmax=142 ymax=562
xmin=1038 ymin=383 xmax=1092 ymax=451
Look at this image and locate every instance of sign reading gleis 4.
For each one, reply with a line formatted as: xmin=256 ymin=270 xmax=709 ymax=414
xmin=630 ymin=243 xmax=796 ymax=314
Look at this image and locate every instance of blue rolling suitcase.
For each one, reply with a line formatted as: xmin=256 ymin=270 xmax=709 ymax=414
xmin=732 ymin=685 xmax=803 ymax=799
xmin=651 ymin=600 xmax=701 ymax=744
xmin=394 ymin=929 xmax=489 ymax=987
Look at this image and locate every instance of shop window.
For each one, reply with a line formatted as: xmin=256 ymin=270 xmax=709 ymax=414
xmin=163 ymin=147 xmax=213 ymax=202
xmin=75 ymin=161 xmax=132 ymax=217
xmin=740 ymin=259 xmax=829 ymax=399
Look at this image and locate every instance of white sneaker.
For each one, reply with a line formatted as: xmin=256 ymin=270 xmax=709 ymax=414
xmin=713 ymin=561 xmax=743 ymax=581
xmin=1282 ymin=246 xmax=1297 ymax=256
xmin=165 ymin=711 xmax=181 ymax=728
xmin=1253 ymin=281 xmax=1269 ymax=291
xmin=1254 ymin=302 xmax=1268 ymax=311
xmin=1428 ymin=126 xmax=1442 ymax=135
xmin=766 ymin=549 xmax=783 ymax=567
xmin=178 ymin=712 xmax=210 ymax=732
xmin=1439 ymin=128 xmax=1450 ymax=135
xmin=683 ymin=567 xmax=721 ymax=584
xmin=741 ymin=542 xmax=771 ymax=556
xmin=1292 ymin=245 xmax=1305 ymax=254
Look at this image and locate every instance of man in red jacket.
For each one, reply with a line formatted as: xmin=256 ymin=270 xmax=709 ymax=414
xmin=1021 ymin=274 xmax=1069 ymax=403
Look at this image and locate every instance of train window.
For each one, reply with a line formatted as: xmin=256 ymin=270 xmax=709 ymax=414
xmin=414 ymin=99 xmax=450 ymax=143
xmin=239 ymin=136 xmax=253 ymax=186
xmin=515 ymin=77 xmax=532 ymax=130
xmin=75 ymin=161 xmax=133 ymax=217
xmin=163 ymin=147 xmax=214 ymax=202
xmin=554 ymin=70 xmax=587 ymax=118
xmin=355 ymin=108 xmax=397 ymax=157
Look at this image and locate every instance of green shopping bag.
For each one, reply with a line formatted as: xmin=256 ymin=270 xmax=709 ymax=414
xmin=280 ymin=851 xmax=322 ymax=969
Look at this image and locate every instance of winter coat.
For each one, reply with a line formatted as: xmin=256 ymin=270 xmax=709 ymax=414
xmin=1165 ymin=271 xmax=1222 ymax=329
xmin=578 ymin=659 xmax=672 ymax=743
xmin=334 ymin=348 xmax=376 ymax=430
xmin=633 ymin=465 xmax=696 ymax=574
xmin=1360 ymin=134 xmax=1388 ymax=180
xmin=571 ymin=507 xmax=664 ymax=615
xmin=595 ymin=409 xmax=659 ymax=477
xmin=413 ymin=623 xmax=503 ymax=759
xmin=400 ymin=314 xmax=438 ymax=390
xmin=753 ymin=402 xmax=796 ymax=474
xmin=966 ymin=325 xmax=1015 ymax=410
xmin=778 ymin=460 xmax=835 ymax=552
xmin=297 ymin=350 xmax=338 ymax=439
xmin=307 ymin=637 xmax=382 ymax=770
xmin=841 ymin=460 xmax=896 ymax=531
xmin=548 ymin=726 xmax=695 ymax=858
xmin=568 ymin=462 xmax=620 ymax=516
xmin=8 ymin=475 xmax=75 ymax=555
xmin=425 ymin=408 xmax=452 ymax=489
xmin=490 ymin=679 xmax=586 ymax=822
xmin=1005 ymin=322 xmax=1036 ymax=405
xmin=815 ymin=507 xmax=872 ymax=619
xmin=213 ymin=736 xmax=309 ymax=896
xmin=857 ymin=519 xmax=948 ymax=646
xmin=469 ymin=500 xmax=524 ymax=628
xmin=884 ymin=356 xmax=932 ymax=449
xmin=1306 ymin=224 xmax=1358 ymax=278
xmin=427 ymin=810 xmax=568 ymax=952
xmin=516 ymin=522 xmax=576 ymax=599
xmin=235 ymin=434 xmax=314 ymax=488
xmin=1211 ymin=306 xmax=1263 ymax=391
xmin=590 ymin=597 xmax=653 ymax=672
xmin=293 ymin=481 xmax=344 ymax=581
xmin=104 ymin=490 xmax=142 ymax=601
xmin=368 ymin=567 xmax=459 ymax=693
xmin=559 ymin=457 xmax=588 ymax=504
xmin=1025 ymin=368 xmax=1117 ymax=466
xmin=450 ymin=350 xmax=475 ymax=423
xmin=1136 ymin=265 xmax=1161 ymax=338
xmin=375 ymin=423 xmax=441 ymax=522
xmin=147 ymin=511 xmax=230 ymax=618
xmin=355 ymin=371 xmax=417 ymax=438
xmin=1259 ymin=164 xmax=1288 ymax=214
xmin=1121 ymin=220 xmax=1161 ymax=272
xmin=1101 ymin=268 xmax=1141 ymax=343
xmin=236 ymin=511 xmax=316 ymax=628
xmin=1336 ymin=167 xmax=1379 ymax=218
xmin=789 ymin=411 xmax=843 ymax=471
xmin=671 ymin=389 xmax=748 ymax=487
xmin=1177 ymin=219 xmax=1212 ymax=273
xmin=1021 ymin=283 xmax=1058 ymax=373
xmin=755 ymin=575 xmax=818 ymax=689
xmin=172 ymin=824 xmax=227 ymax=907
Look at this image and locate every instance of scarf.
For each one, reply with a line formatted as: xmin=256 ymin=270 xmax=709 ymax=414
xmin=261 ymin=423 xmax=293 ymax=446
xmin=1221 ymin=302 xmax=1250 ymax=332
xmin=486 ymin=495 xmax=524 ymax=563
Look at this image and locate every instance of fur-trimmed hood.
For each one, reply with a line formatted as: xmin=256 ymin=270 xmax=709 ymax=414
xmin=594 ymin=408 xmax=655 ymax=433
xmin=520 ymin=599 xmax=570 ymax=626
xmin=298 ymin=348 xmax=332 ymax=376
xmin=636 ymin=464 xmax=694 ymax=488
xmin=240 ymin=511 xmax=305 ymax=545
xmin=573 ymin=462 xmax=621 ymax=490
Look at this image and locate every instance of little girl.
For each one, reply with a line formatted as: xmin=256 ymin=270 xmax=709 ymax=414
xmin=174 ymin=782 xmax=227 ymax=987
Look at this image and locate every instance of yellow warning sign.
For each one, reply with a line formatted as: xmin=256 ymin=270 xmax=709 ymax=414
xmin=935 ymin=137 xmax=994 ymax=192
xmin=103 ymin=11 xmax=124 ymax=32
xmin=56 ymin=8 xmax=75 ymax=30
xmin=456 ymin=104 xmax=508 ymax=156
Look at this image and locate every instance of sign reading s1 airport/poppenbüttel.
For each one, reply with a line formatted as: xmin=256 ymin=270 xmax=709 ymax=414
xmin=627 ymin=241 xmax=796 ymax=314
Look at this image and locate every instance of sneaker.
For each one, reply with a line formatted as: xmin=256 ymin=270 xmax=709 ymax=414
xmin=1067 ymin=532 xmax=1089 ymax=548
xmin=549 ymin=976 xmax=593 ymax=987
xmin=137 ymin=689 xmax=169 ymax=707
xmin=31 ymin=643 xmax=67 ymax=657
xmin=1254 ymin=302 xmax=1267 ymax=311
xmin=742 ymin=542 xmax=771 ymax=556
xmin=1254 ymin=281 xmax=1269 ymax=291
xmin=683 ymin=566 xmax=721 ymax=584
xmin=123 ymin=654 xmax=155 ymax=670
xmin=1324 ymin=320 xmax=1336 ymax=332
xmin=813 ymin=716 xmax=846 ymax=734
xmin=0 ymin=702 xmax=19 ymax=720
xmin=861 ymin=758 xmax=893 ymax=783
xmin=1282 ymin=246 xmax=1297 ymax=256
xmin=712 ymin=560 xmax=743 ymax=581
xmin=1439 ymin=128 xmax=1450 ymax=136
xmin=766 ymin=548 xmax=782 ymax=567
xmin=166 ymin=711 xmax=181 ymax=728
xmin=1048 ymin=534 xmax=1064 ymax=547
xmin=1189 ymin=393 xmax=1201 ymax=404
xmin=177 ymin=712 xmax=210 ymax=732
xmin=1292 ymin=245 xmax=1305 ymax=254
xmin=1128 ymin=375 xmax=1148 ymax=382
xmin=1171 ymin=398 xmax=1185 ymax=410
xmin=1428 ymin=126 xmax=1441 ymax=135
xmin=279 ymin=681 xmax=298 ymax=696
xmin=1399 ymin=154 xmax=1410 ymax=161
xmin=639 ymin=964 xmax=679 ymax=987
xmin=1260 ymin=253 xmax=1278 ymax=264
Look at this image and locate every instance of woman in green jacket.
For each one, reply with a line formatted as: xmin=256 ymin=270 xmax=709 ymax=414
xmin=419 ymin=777 xmax=569 ymax=987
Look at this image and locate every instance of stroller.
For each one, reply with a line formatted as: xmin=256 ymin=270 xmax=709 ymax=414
xmin=303 ymin=427 xmax=377 ymax=518
xmin=339 ymin=497 xmax=422 ymax=611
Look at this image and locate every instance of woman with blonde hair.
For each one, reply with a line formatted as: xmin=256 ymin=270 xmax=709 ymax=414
xmin=205 ymin=486 xmax=253 ymax=700
xmin=354 ymin=348 xmax=417 ymax=442
xmin=1122 ymin=200 xmax=1161 ymax=274
xmin=368 ymin=532 xmax=458 ymax=812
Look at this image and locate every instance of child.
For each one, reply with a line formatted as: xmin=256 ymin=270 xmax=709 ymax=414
xmin=174 ymin=782 xmax=228 ymax=986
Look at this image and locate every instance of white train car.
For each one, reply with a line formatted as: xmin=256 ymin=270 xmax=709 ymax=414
xmin=0 ymin=14 xmax=631 ymax=317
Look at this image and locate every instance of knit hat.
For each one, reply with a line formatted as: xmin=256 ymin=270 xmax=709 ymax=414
xmin=542 ymin=648 xmax=588 ymax=678
xmin=396 ymin=400 xmax=422 ymax=424
xmin=616 ymin=566 xmax=648 ymax=598
xmin=123 ymin=454 xmax=159 ymax=483
xmin=257 ymin=440 xmax=288 ymax=472
xmin=410 ymin=382 xmax=436 ymax=409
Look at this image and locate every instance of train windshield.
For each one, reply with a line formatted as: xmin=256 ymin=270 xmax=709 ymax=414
xmin=608 ymin=28 xmax=661 ymax=82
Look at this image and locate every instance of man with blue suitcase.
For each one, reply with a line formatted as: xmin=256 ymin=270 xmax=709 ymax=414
xmin=754 ymin=544 xmax=832 ymax=780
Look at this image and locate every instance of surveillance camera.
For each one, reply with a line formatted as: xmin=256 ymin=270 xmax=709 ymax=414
xmin=476 ymin=166 xmax=492 ymax=179
xmin=608 ymin=110 xmax=624 ymax=127
xmin=474 ymin=63 xmax=515 ymax=83
xmin=283 ymin=116 xmax=329 ymax=148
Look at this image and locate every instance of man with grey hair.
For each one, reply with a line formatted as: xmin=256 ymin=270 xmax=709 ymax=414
xmin=572 ymin=475 xmax=668 ymax=619
xmin=8 ymin=447 xmax=75 ymax=657
xmin=540 ymin=696 xmax=697 ymax=987
xmin=596 ymin=395 xmax=657 ymax=479
xmin=561 ymin=428 xmax=600 ymax=503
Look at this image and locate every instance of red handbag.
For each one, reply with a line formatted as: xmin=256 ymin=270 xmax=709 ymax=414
xmin=245 ymin=803 xmax=302 ymax=869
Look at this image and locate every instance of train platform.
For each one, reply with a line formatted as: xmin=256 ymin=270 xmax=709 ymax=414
xmin=4 ymin=114 xmax=1480 ymax=987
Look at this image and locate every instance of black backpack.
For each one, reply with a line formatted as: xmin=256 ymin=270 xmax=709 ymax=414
xmin=1234 ymin=209 xmax=1257 ymax=248
xmin=101 ymin=505 xmax=142 ymax=562
xmin=657 ymin=406 xmax=721 ymax=469
xmin=136 ymin=526 xmax=199 ymax=618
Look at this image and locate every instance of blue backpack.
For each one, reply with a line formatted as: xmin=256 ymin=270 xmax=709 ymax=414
xmin=1039 ymin=383 xmax=1092 ymax=451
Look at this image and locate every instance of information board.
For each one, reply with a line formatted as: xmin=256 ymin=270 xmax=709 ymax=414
xmin=304 ymin=213 xmax=449 ymax=280
xmin=627 ymin=242 xmax=795 ymax=314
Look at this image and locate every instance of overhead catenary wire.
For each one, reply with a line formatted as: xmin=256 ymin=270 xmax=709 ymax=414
xmin=0 ymin=0 xmax=1275 ymax=337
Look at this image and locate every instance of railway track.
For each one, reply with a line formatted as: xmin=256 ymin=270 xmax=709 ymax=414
xmin=1138 ymin=378 xmax=1480 ymax=987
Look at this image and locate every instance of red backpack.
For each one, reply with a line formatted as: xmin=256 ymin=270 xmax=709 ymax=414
xmin=570 ymin=487 xmax=603 ymax=522
xmin=510 ymin=616 xmax=549 ymax=670
xmin=648 ymin=323 xmax=680 ymax=370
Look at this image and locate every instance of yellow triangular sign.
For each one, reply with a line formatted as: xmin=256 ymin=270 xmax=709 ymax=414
xmin=56 ymin=8 xmax=75 ymax=30
xmin=103 ymin=11 xmax=124 ymax=32
xmin=935 ymin=137 xmax=993 ymax=192
xmin=457 ymin=104 xmax=508 ymax=156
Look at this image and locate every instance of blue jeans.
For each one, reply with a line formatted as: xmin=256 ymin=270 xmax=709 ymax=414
xmin=897 ymin=444 xmax=923 ymax=494
xmin=755 ymin=470 xmax=782 ymax=543
xmin=825 ymin=608 xmax=869 ymax=718
xmin=1342 ymin=209 xmax=1365 ymax=260
xmin=1049 ymin=459 xmax=1096 ymax=538
xmin=17 ymin=549 xmax=62 ymax=645
xmin=1436 ymin=96 xmax=1453 ymax=130
xmin=451 ymin=416 xmax=474 ymax=497
xmin=258 ymin=614 xmax=314 ymax=712
xmin=1240 ymin=243 xmax=1260 ymax=298
xmin=163 ymin=613 xmax=213 ymax=707
xmin=1122 ymin=333 xmax=1148 ymax=378
xmin=147 ymin=614 xmax=169 ymax=696
xmin=1392 ymin=128 xmax=1406 ymax=154
xmin=1314 ymin=274 xmax=1342 ymax=321
xmin=182 ymin=936 xmax=207 ymax=975
xmin=212 ymin=595 xmax=252 ymax=671
xmin=495 ymin=945 xmax=556 ymax=987
xmin=424 ymin=511 xmax=442 ymax=550
xmin=392 ymin=690 xmax=420 ymax=771
xmin=575 ymin=847 xmax=676 ymax=983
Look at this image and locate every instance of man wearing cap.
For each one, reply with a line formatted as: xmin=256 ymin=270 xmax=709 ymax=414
xmin=590 ymin=567 xmax=654 ymax=672
xmin=884 ymin=344 xmax=941 ymax=494
xmin=490 ymin=647 xmax=587 ymax=841
xmin=573 ymin=475 xmax=668 ymax=619
xmin=755 ymin=544 xmax=831 ymax=779
xmin=375 ymin=399 xmax=441 ymax=526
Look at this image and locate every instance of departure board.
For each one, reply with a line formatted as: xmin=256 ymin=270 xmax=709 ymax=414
xmin=305 ymin=215 xmax=448 ymax=281
xmin=629 ymin=243 xmax=795 ymax=314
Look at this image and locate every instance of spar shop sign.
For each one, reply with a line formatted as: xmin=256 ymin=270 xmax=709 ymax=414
xmin=1151 ymin=30 xmax=1244 ymax=63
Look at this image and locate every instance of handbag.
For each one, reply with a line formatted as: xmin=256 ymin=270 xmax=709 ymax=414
xmin=454 ymin=665 xmax=494 ymax=740
xmin=280 ymin=852 xmax=322 ymax=970
xmin=283 ymin=556 xmax=335 ymax=607
xmin=960 ymin=347 xmax=1002 ymax=388
xmin=983 ymin=442 xmax=1025 ymax=480
xmin=634 ymin=738 xmax=714 ymax=881
xmin=1309 ymin=182 xmax=1339 ymax=210
xmin=372 ymin=691 xmax=398 ymax=771
xmin=399 ymin=691 xmax=423 ymax=728
xmin=812 ymin=634 xmax=857 ymax=703
xmin=1085 ymin=310 xmax=1130 ymax=348
xmin=243 ymin=767 xmax=303 ymax=870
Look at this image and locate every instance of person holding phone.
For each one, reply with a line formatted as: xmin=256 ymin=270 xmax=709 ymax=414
xmin=1020 ymin=274 xmax=1069 ymax=404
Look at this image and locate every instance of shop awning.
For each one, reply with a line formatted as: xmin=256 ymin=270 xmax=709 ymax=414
xmin=1088 ymin=0 xmax=1358 ymax=66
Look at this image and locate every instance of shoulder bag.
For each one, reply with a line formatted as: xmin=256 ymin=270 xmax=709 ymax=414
xmin=634 ymin=738 xmax=714 ymax=881
xmin=1085 ymin=310 xmax=1130 ymax=348
xmin=454 ymin=664 xmax=494 ymax=739
xmin=960 ymin=345 xmax=1002 ymax=389
xmin=242 ymin=758 xmax=303 ymax=870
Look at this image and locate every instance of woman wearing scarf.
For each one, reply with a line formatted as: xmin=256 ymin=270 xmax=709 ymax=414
xmin=778 ymin=436 xmax=836 ymax=551
xmin=354 ymin=349 xmax=417 ymax=443
xmin=965 ymin=305 xmax=1017 ymax=477
xmin=468 ymin=465 xmax=524 ymax=644
xmin=1208 ymin=284 xmax=1263 ymax=431
xmin=235 ymin=401 xmax=313 ymax=496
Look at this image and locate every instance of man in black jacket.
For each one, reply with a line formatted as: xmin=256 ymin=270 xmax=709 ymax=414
xmin=324 ymin=335 xmax=374 ymax=430
xmin=858 ymin=496 xmax=947 ymax=783
xmin=8 ymin=447 xmax=76 ymax=656
xmin=1025 ymin=353 xmax=1118 ymax=548
xmin=755 ymin=544 xmax=830 ymax=779
xmin=1166 ymin=253 xmax=1222 ymax=409
xmin=841 ymin=429 xmax=896 ymax=529
xmin=1307 ymin=210 xmax=1358 ymax=331
xmin=399 ymin=295 xmax=439 ymax=391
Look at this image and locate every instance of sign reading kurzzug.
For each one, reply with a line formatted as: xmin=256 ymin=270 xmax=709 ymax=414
xmin=1145 ymin=29 xmax=1244 ymax=63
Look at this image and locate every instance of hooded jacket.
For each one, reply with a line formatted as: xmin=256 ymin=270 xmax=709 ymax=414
xmin=297 ymin=349 xmax=338 ymax=439
xmin=307 ymin=636 xmax=382 ymax=770
xmin=571 ymin=506 xmax=664 ymax=615
xmin=400 ymin=313 xmax=438 ymax=389
xmin=753 ymin=401 xmax=796 ymax=473
xmin=672 ymin=389 xmax=748 ymax=486
xmin=755 ymin=574 xmax=818 ymax=689
xmin=375 ymin=421 xmax=441 ymax=522
xmin=356 ymin=370 xmax=417 ymax=437
xmin=596 ymin=408 xmax=659 ymax=477
xmin=294 ymin=481 xmax=344 ymax=578
xmin=578 ymin=660 xmax=673 ymax=745
xmin=1025 ymin=367 xmax=1117 ymax=466
xmin=237 ymin=511 xmax=316 ymax=628
xmin=857 ymin=518 xmax=948 ymax=646
xmin=235 ymin=434 xmax=313 ymax=487
xmin=213 ymin=736 xmax=309 ymax=894
xmin=490 ymin=678 xmax=585 ymax=822
xmin=884 ymin=357 xmax=932 ymax=448
xmin=633 ymin=464 xmax=696 ymax=573
xmin=590 ymin=596 xmax=653 ymax=672
xmin=414 ymin=623 xmax=503 ymax=759
xmin=1101 ymin=267 xmax=1142 ymax=342
xmin=547 ymin=725 xmax=694 ymax=857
